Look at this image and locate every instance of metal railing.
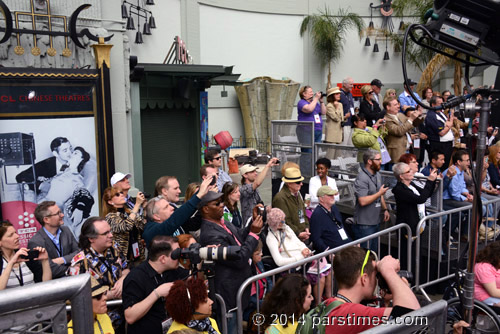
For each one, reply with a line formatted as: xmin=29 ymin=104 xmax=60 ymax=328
xmin=414 ymin=196 xmax=500 ymax=300
xmin=235 ymin=224 xmax=412 ymax=334
xmin=0 ymin=274 xmax=93 ymax=333
xmin=271 ymin=120 xmax=315 ymax=179
xmin=360 ymin=300 xmax=447 ymax=333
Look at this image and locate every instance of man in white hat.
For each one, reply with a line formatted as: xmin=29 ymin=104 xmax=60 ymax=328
xmin=239 ymin=158 xmax=279 ymax=224
xmin=272 ymin=167 xmax=310 ymax=242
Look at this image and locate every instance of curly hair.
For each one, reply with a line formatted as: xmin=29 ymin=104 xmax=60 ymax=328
xmin=165 ymin=279 xmax=209 ymax=325
xmin=476 ymin=241 xmax=500 ymax=269
xmin=261 ymin=274 xmax=310 ymax=329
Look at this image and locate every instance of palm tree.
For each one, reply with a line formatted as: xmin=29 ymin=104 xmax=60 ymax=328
xmin=300 ymin=7 xmax=364 ymax=89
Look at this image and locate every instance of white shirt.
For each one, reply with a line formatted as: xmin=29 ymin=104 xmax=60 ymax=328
xmin=308 ymin=175 xmax=340 ymax=209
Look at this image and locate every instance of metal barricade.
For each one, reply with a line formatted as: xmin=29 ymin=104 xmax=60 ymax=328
xmin=414 ymin=197 xmax=500 ymax=301
xmin=0 ymin=274 xmax=93 ymax=333
xmin=360 ymin=300 xmax=447 ymax=333
xmin=271 ymin=120 xmax=315 ymax=179
xmin=235 ymin=224 xmax=412 ymax=334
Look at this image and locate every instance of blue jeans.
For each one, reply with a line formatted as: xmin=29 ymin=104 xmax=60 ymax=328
xmin=351 ymin=224 xmax=380 ymax=253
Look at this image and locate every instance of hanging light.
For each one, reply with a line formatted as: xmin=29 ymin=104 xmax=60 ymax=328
xmin=146 ymin=0 xmax=155 ymax=5
xmin=149 ymin=15 xmax=156 ymax=29
xmin=383 ymin=36 xmax=390 ymax=60
xmin=373 ymin=42 xmax=379 ymax=52
xmin=121 ymin=3 xmax=128 ymax=18
xmin=143 ymin=22 xmax=152 ymax=35
xmin=364 ymin=37 xmax=371 ymax=47
xmin=135 ymin=31 xmax=144 ymax=44
xmin=368 ymin=7 xmax=374 ymax=31
xmin=126 ymin=16 xmax=135 ymax=30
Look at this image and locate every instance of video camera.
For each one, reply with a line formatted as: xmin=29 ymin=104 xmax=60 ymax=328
xmin=170 ymin=243 xmax=241 ymax=265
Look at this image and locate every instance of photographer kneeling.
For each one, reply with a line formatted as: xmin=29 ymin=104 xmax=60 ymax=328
xmin=198 ymin=191 xmax=263 ymax=333
xmin=325 ymin=246 xmax=420 ymax=333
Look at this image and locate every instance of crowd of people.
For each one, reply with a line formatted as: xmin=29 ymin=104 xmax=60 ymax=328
xmin=0 ymin=78 xmax=496 ymax=334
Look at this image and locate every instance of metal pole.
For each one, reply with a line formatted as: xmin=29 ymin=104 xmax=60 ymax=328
xmin=465 ymin=98 xmax=490 ymax=323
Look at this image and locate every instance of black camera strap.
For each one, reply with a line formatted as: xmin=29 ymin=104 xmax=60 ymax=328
xmin=336 ymin=293 xmax=351 ymax=304
xmin=2 ymin=256 xmax=23 ymax=286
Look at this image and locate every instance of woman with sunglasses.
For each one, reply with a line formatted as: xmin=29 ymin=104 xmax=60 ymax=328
xmin=0 ymin=221 xmax=51 ymax=290
xmin=222 ymin=182 xmax=243 ymax=228
xmin=359 ymin=85 xmax=384 ymax=127
xmin=102 ymin=187 xmax=146 ymax=265
xmin=166 ymin=278 xmax=220 ymax=333
xmin=261 ymin=274 xmax=313 ymax=334
xmin=68 ymin=277 xmax=114 ymax=334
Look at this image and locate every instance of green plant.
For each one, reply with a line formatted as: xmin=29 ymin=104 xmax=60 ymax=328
xmin=300 ymin=7 xmax=364 ymax=89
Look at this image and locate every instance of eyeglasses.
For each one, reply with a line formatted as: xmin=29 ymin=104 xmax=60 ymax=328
xmin=371 ymin=158 xmax=382 ymax=161
xmin=213 ymin=156 xmax=221 ymax=160
xmin=45 ymin=210 xmax=63 ymax=217
xmin=368 ymin=91 xmax=374 ymax=94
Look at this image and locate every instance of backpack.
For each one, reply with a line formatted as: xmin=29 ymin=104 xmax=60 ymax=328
xmin=296 ymin=299 xmax=343 ymax=334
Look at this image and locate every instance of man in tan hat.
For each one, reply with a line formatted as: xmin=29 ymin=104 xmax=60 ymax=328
xmin=310 ymin=185 xmax=351 ymax=253
xmin=272 ymin=167 xmax=310 ymax=241
xmin=239 ymin=158 xmax=279 ymax=224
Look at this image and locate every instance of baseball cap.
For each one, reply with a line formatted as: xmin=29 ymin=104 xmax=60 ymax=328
xmin=317 ymin=185 xmax=339 ymax=197
xmin=110 ymin=172 xmax=131 ymax=186
xmin=405 ymin=79 xmax=418 ymax=86
xmin=198 ymin=191 xmax=224 ymax=209
xmin=370 ymin=79 xmax=384 ymax=88
xmin=240 ymin=164 xmax=258 ymax=176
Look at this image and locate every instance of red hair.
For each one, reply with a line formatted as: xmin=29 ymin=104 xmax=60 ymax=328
xmin=165 ymin=279 xmax=208 ymax=324
xmin=398 ymin=153 xmax=417 ymax=164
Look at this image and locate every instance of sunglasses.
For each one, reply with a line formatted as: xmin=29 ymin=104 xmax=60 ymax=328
xmin=294 ymin=181 xmax=303 ymax=185
xmin=213 ymin=156 xmax=222 ymax=160
xmin=368 ymin=91 xmax=374 ymax=94
xmin=114 ymin=191 xmax=124 ymax=197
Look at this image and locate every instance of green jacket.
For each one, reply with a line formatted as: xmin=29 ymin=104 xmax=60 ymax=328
xmin=352 ymin=127 xmax=386 ymax=162
xmin=272 ymin=185 xmax=309 ymax=236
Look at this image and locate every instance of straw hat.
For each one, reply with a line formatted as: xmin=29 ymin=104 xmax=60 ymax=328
xmin=326 ymin=87 xmax=341 ymax=97
xmin=282 ymin=167 xmax=304 ymax=183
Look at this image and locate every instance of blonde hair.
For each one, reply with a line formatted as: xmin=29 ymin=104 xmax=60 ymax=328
xmin=384 ymin=89 xmax=396 ymax=100
xmin=281 ymin=161 xmax=299 ymax=176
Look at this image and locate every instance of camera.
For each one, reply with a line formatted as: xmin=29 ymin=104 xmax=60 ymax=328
xmin=170 ymin=243 xmax=241 ymax=265
xmin=256 ymin=203 xmax=267 ymax=223
xmin=320 ymin=92 xmax=327 ymax=98
xmin=20 ymin=249 xmax=39 ymax=260
xmin=377 ymin=270 xmax=413 ymax=294
xmin=209 ymin=175 xmax=217 ymax=186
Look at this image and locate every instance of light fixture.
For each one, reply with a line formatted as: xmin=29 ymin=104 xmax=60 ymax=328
xmin=121 ymin=3 xmax=128 ymax=18
xmin=121 ymin=0 xmax=155 ymax=43
xmin=34 ymin=0 xmax=46 ymax=10
xmin=135 ymin=31 xmax=143 ymax=44
xmin=126 ymin=16 xmax=135 ymax=30
xmin=384 ymin=36 xmax=389 ymax=60
xmin=149 ymin=15 xmax=156 ymax=29
xmin=143 ymin=22 xmax=151 ymax=35
xmin=373 ymin=43 xmax=379 ymax=53
xmin=364 ymin=37 xmax=371 ymax=47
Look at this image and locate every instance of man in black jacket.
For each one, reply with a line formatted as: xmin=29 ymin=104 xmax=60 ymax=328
xmin=28 ymin=201 xmax=79 ymax=281
xmin=198 ymin=191 xmax=263 ymax=333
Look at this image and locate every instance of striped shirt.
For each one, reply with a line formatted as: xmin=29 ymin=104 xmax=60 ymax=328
xmin=2 ymin=258 xmax=34 ymax=289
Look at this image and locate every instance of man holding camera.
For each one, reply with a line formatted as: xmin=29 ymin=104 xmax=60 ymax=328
xmin=123 ymin=235 xmax=178 ymax=334
xmin=198 ymin=191 xmax=263 ymax=333
xmin=325 ymin=246 xmax=420 ymax=334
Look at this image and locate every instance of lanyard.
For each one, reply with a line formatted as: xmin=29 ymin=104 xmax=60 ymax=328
xmin=96 ymin=318 xmax=104 ymax=334
xmin=362 ymin=168 xmax=380 ymax=190
xmin=49 ymin=238 xmax=62 ymax=257
xmin=336 ymin=293 xmax=352 ymax=303
xmin=3 ymin=257 xmax=23 ymax=286
xmin=318 ymin=205 xmax=342 ymax=229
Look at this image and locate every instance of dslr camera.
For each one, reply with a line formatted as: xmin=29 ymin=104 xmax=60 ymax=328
xmin=377 ymin=270 xmax=413 ymax=294
xmin=170 ymin=243 xmax=241 ymax=265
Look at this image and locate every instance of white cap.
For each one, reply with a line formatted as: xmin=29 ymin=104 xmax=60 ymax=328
xmin=110 ymin=172 xmax=131 ymax=186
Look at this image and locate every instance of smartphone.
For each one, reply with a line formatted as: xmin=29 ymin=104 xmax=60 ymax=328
xmin=209 ymin=175 xmax=216 ymax=186
xmin=258 ymin=207 xmax=265 ymax=216
xmin=384 ymin=183 xmax=391 ymax=188
xmin=20 ymin=249 xmax=39 ymax=260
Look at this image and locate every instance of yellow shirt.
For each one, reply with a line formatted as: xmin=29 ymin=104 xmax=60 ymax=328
xmin=67 ymin=313 xmax=114 ymax=334
xmin=167 ymin=318 xmax=220 ymax=334
xmin=265 ymin=322 xmax=298 ymax=334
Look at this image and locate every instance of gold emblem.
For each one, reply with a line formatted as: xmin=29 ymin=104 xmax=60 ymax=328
xmin=47 ymin=47 xmax=57 ymax=56
xmin=31 ymin=47 xmax=41 ymax=56
xmin=62 ymin=48 xmax=72 ymax=57
xmin=14 ymin=46 xmax=25 ymax=55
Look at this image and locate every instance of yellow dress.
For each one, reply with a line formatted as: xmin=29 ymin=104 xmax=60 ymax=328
xmin=67 ymin=313 xmax=114 ymax=334
xmin=167 ymin=318 xmax=220 ymax=333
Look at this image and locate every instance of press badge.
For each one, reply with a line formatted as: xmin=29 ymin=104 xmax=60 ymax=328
xmin=132 ymin=242 xmax=140 ymax=258
xmin=314 ymin=114 xmax=321 ymax=123
xmin=338 ymin=228 xmax=348 ymax=240
xmin=375 ymin=202 xmax=381 ymax=208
